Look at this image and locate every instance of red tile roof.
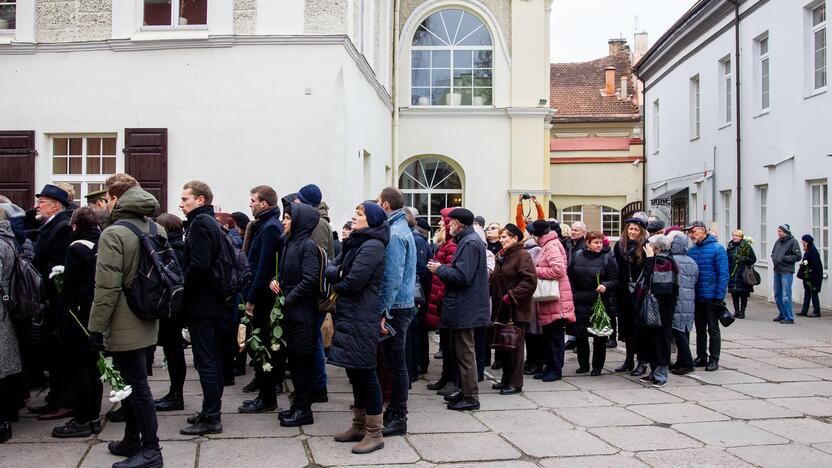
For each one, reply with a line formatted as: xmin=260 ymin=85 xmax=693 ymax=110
xmin=550 ymin=137 xmax=632 ymax=152
xmin=550 ymin=52 xmax=640 ymax=122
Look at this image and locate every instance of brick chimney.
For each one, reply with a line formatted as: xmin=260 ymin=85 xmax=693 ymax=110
xmin=608 ymin=38 xmax=628 ymax=56
xmin=605 ymin=66 xmax=616 ymax=96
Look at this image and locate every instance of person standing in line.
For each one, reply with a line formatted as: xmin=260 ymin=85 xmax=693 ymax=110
xmin=568 ymin=221 xmax=588 ymax=263
xmin=521 ymin=227 xmax=545 ymax=377
xmin=426 ymin=209 xmax=458 ymax=394
xmin=375 ymin=187 xmax=417 ymax=436
xmin=771 ymin=224 xmax=802 ymax=324
xmin=797 ymin=234 xmax=823 ymax=317
xmin=613 ymin=214 xmax=649 ymax=376
xmin=412 ymin=216 xmax=433 ymax=377
xmin=428 ymin=208 xmax=490 ymax=411
xmin=667 ymin=230 xmax=698 ymax=376
xmin=726 ymin=230 xmax=757 ymax=319
xmin=485 ymin=222 xmax=503 ymax=256
xmin=0 ymin=207 xmax=25 ymax=444
xmin=178 ymin=181 xmax=228 ymax=435
xmin=686 ymin=220 xmax=729 ymax=371
xmin=639 ymin=235 xmax=678 ymax=388
xmin=88 ymin=175 xmax=164 ymax=468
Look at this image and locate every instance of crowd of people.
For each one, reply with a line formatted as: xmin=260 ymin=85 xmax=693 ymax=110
xmin=0 ymin=179 xmax=825 ymax=468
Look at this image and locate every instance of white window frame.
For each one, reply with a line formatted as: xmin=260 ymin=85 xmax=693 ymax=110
xmin=719 ymin=56 xmax=733 ymax=125
xmin=50 ymin=134 xmax=121 ymax=205
xmin=561 ymin=205 xmax=584 ymax=228
xmin=809 ymin=180 xmax=829 ymax=270
xmin=601 ymin=206 xmax=621 ymax=238
xmin=142 ymin=0 xmax=208 ymax=30
xmin=758 ymin=185 xmax=768 ymax=262
xmin=0 ymin=0 xmax=15 ymax=32
xmin=758 ymin=35 xmax=771 ymax=111
xmin=810 ymin=2 xmax=827 ymax=92
xmin=690 ymin=75 xmax=701 ymax=140
xmin=721 ymin=190 xmax=732 ymax=242
xmin=652 ymin=99 xmax=660 ymax=154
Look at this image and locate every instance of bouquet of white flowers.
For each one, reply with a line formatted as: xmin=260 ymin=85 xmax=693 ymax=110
xmin=588 ymin=273 xmax=613 ymax=337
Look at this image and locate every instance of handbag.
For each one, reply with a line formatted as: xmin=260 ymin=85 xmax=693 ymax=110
xmin=533 ymin=279 xmax=560 ymax=302
xmin=488 ymin=302 xmax=522 ymax=351
xmin=715 ymin=301 xmax=735 ymax=327
xmin=414 ymin=275 xmax=426 ymax=304
xmin=637 ymin=276 xmax=661 ymax=328
xmin=744 ymin=265 xmax=761 ymax=286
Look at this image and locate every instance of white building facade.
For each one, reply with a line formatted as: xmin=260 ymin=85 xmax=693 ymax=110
xmin=635 ymin=0 xmax=831 ymax=308
xmin=0 ymin=0 xmax=552 ymax=228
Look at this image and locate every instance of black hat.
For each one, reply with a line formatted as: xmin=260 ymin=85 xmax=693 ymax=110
xmin=531 ymin=220 xmax=551 ymax=237
xmin=35 ymin=184 xmax=71 ymax=207
xmin=416 ymin=217 xmax=431 ymax=231
xmin=549 ymin=220 xmax=563 ymax=238
xmin=473 ymin=215 xmax=486 ymax=227
xmin=231 ymin=212 xmax=250 ymax=231
xmin=448 ymin=208 xmax=474 ymax=226
xmin=504 ymin=223 xmax=523 ymax=239
xmin=647 ymin=219 xmax=666 ymax=234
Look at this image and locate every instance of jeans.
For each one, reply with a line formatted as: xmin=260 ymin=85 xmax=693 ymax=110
xmin=69 ymin=351 xmax=103 ymax=423
xmin=542 ymin=320 xmax=566 ymax=379
xmin=773 ymin=273 xmax=794 ymax=321
xmin=801 ymin=287 xmax=821 ymax=315
xmin=159 ymin=318 xmax=186 ymax=395
xmin=189 ymin=317 xmax=225 ymax=415
xmin=112 ymin=347 xmax=159 ymax=450
xmin=381 ymin=307 xmax=415 ymax=416
xmin=313 ymin=313 xmax=327 ymax=391
xmin=694 ymin=300 xmax=721 ymax=362
xmin=346 ymin=368 xmax=383 ymax=416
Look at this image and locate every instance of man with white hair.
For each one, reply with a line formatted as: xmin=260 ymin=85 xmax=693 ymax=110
xmin=569 ymin=221 xmax=587 ymax=263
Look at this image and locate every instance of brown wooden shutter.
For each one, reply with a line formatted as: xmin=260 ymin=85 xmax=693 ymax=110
xmin=0 ymin=131 xmax=36 ymax=208
xmin=124 ymin=128 xmax=168 ymax=213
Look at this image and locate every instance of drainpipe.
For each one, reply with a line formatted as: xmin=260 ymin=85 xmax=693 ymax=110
xmin=727 ymin=0 xmax=742 ymax=229
xmin=391 ymin=0 xmax=400 ymax=186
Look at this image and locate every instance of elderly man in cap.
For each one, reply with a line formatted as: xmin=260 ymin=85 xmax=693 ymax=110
xmin=686 ymin=220 xmax=728 ymax=372
xmin=28 ymin=184 xmax=75 ymax=419
xmin=427 ymin=208 xmax=490 ymax=411
xmin=771 ymin=224 xmax=802 ymax=324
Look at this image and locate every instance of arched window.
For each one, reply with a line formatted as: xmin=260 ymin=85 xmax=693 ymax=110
xmin=398 ymin=158 xmax=463 ymax=228
xmin=411 ymin=9 xmax=493 ymax=107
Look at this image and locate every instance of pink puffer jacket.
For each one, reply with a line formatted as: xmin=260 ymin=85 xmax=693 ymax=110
xmin=535 ymin=231 xmax=576 ymax=325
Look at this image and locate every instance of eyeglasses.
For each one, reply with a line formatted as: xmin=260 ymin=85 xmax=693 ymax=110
xmin=486 ymin=225 xmax=499 ymax=231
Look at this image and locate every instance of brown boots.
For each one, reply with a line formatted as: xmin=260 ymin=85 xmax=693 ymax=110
xmin=334 ymin=409 xmax=384 ymax=454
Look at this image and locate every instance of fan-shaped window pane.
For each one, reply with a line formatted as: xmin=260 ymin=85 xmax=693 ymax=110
xmin=399 ymin=158 xmax=463 ymax=230
xmin=412 ymin=9 xmax=492 ymax=107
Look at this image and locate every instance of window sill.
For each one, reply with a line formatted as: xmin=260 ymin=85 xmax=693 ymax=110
xmin=753 ymin=109 xmax=770 ymax=119
xmin=804 ymin=87 xmax=827 ymax=100
xmin=0 ymin=31 xmax=13 ymax=45
xmin=132 ymin=29 xmax=209 ymax=42
xmin=718 ymin=122 xmax=732 ymax=130
xmin=755 ymin=261 xmax=769 ymax=268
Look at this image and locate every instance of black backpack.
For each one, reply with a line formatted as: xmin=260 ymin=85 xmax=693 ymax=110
xmin=198 ymin=215 xmax=252 ymax=300
xmin=0 ymin=238 xmax=47 ymax=322
xmin=114 ymin=221 xmax=184 ymax=321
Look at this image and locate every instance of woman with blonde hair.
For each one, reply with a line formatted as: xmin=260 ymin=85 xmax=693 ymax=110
xmin=726 ymin=229 xmax=756 ymax=319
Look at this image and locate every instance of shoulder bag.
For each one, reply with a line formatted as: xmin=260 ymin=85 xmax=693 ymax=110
xmin=487 ymin=302 xmax=522 ymax=351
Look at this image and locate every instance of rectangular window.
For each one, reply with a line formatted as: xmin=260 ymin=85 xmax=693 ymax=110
xmin=720 ymin=57 xmax=732 ymax=124
xmin=690 ymin=75 xmax=701 ymax=139
xmin=759 ymin=36 xmax=771 ymax=110
xmin=601 ymin=206 xmax=621 ymax=238
xmin=143 ymin=0 xmax=207 ymax=27
xmin=812 ymin=3 xmax=827 ymax=90
xmin=652 ymin=99 xmax=660 ymax=153
xmin=52 ymin=135 xmax=119 ymax=204
xmin=0 ymin=0 xmax=14 ymax=30
xmin=810 ymin=181 xmax=829 ymax=269
xmin=758 ymin=186 xmax=768 ymax=259
xmin=721 ymin=190 xmax=732 ymax=242
xmin=561 ymin=205 xmax=583 ymax=228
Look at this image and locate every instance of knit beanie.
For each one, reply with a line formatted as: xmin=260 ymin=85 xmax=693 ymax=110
xmin=297 ymin=184 xmax=323 ymax=206
xmin=802 ymin=234 xmax=814 ymax=244
xmin=361 ymin=201 xmax=387 ymax=228
xmin=504 ymin=223 xmax=523 ymax=240
xmin=531 ymin=220 xmax=551 ymax=237
xmin=778 ymin=224 xmax=791 ymax=234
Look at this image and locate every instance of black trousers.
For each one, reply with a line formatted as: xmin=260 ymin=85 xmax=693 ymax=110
xmin=672 ymin=329 xmax=694 ymax=368
xmin=69 ymin=351 xmax=103 ymax=423
xmin=189 ymin=317 xmax=225 ymax=415
xmin=219 ymin=314 xmax=237 ymax=382
xmin=406 ymin=306 xmax=421 ymax=382
xmin=474 ymin=327 xmax=487 ymax=378
xmin=439 ymin=329 xmax=457 ymax=384
xmin=346 ymin=368 xmax=383 ymax=415
xmin=112 ymin=347 xmax=159 ymax=450
xmin=417 ymin=312 xmax=431 ymax=375
xmin=694 ymin=300 xmax=721 ymax=362
xmin=645 ymin=297 xmax=675 ymax=371
xmin=801 ymin=288 xmax=821 ymax=315
xmin=542 ymin=320 xmax=566 ymax=379
xmin=525 ymin=332 xmax=545 ymax=369
xmin=158 ymin=318 xmax=186 ymax=395
xmin=252 ymin=303 xmax=285 ymax=406
xmin=498 ymin=323 xmax=526 ymax=388
xmin=288 ymin=351 xmax=315 ymax=411
xmin=731 ymin=293 xmax=749 ymax=314
xmin=577 ymin=335 xmax=607 ymax=371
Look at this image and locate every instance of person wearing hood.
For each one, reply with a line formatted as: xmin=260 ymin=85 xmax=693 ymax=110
xmin=327 ymin=201 xmax=389 ymax=454
xmin=179 ymin=180 xmax=229 ymax=436
xmin=613 ymin=213 xmax=649 ymax=376
xmin=797 ymin=234 xmax=823 ymax=317
xmin=428 ymin=208 xmax=490 ymax=411
xmin=530 ymin=221 xmax=576 ymax=382
xmin=771 ymin=224 xmax=802 ymax=323
xmin=568 ymin=231 xmax=618 ymax=376
xmin=726 ymin=230 xmax=757 ymax=319
xmin=0 ymin=207 xmax=25 ymax=444
xmin=88 ymin=175 xmax=164 ymax=467
xmin=667 ymin=231 xmax=698 ymax=375
xmin=489 ymin=223 xmax=538 ymax=395
xmin=51 ymin=206 xmax=104 ymax=438
xmin=0 ymin=198 xmax=32 ymax=257
xmin=686 ymin=220 xmax=729 ymax=371
xmin=267 ymin=202 xmax=322 ymax=427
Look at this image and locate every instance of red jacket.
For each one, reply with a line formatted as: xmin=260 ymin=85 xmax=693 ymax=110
xmin=535 ymin=231 xmax=576 ymax=326
xmin=426 ymin=207 xmax=458 ymax=329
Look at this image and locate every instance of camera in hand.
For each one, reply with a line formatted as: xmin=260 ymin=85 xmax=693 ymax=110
xmin=521 ymin=193 xmax=531 ymax=200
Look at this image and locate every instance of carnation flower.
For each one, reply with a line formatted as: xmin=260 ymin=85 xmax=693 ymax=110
xmin=745 ymin=236 xmax=755 ymax=245
xmin=49 ymin=265 xmax=65 ymax=279
xmin=271 ymin=343 xmax=280 ymax=351
xmin=262 ymin=363 xmax=273 ymax=373
xmin=109 ymin=385 xmax=133 ymax=403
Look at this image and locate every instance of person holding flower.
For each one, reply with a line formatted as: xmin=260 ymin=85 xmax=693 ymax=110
xmin=727 ymin=230 xmax=757 ymax=319
xmin=568 ymin=231 xmax=618 ymax=376
xmin=797 ymin=234 xmax=823 ymax=317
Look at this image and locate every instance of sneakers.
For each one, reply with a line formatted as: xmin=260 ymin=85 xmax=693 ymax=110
xmin=651 ymin=380 xmax=667 ymax=388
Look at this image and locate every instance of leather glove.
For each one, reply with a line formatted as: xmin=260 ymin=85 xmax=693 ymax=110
xmin=88 ymin=332 xmax=105 ymax=353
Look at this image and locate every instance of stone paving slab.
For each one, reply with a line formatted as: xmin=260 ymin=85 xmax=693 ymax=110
xmin=755 ymin=357 xmax=825 ymax=368
xmin=407 ymin=433 xmax=520 ymax=463
xmin=409 ymin=408 xmax=489 ymax=433
xmin=309 ymin=436 xmax=420 ymax=466
xmin=728 ymin=444 xmax=832 ymax=467
xmin=627 ymin=402 xmax=730 ymax=424
xmin=82 ymin=440 xmax=197 ymax=468
xmin=200 ymin=438 xmax=309 ymax=468
xmin=793 ymin=367 xmax=832 ymax=380
xmin=672 ymin=420 xmax=789 ymax=447
xmin=658 ymin=383 xmax=750 ymax=402
xmin=474 ymin=393 xmax=539 ymax=411
xmin=592 ymin=388 xmax=684 ymax=406
xmin=500 ymin=429 xmax=617 ymax=458
xmin=473 ymin=409 xmax=571 ymax=433
xmin=556 ymin=406 xmax=652 ymax=428
xmin=204 ymin=413 xmax=300 ymax=438
xmin=0 ymin=442 xmax=89 ymax=467
xmin=436 ymin=462 xmax=537 ymax=468
xmin=539 ymin=454 xmax=648 ymax=467
xmin=725 ymin=382 xmax=818 ymax=398
xmin=589 ymin=426 xmax=702 ymax=451
xmin=723 ymin=348 xmax=781 ymax=358
xmin=750 ymin=418 xmax=832 ymax=444
xmin=561 ymin=375 xmax=643 ymax=390
xmin=699 ymin=399 xmax=804 ymax=419
xmin=634 ymin=447 xmax=755 ymax=468
xmin=767 ymin=396 xmax=832 ymax=417
xmin=738 ymin=367 xmax=823 ymax=382
xmin=519 ymin=378 xmax=577 ymax=392
xmin=686 ymin=369 xmax=764 ymax=385
xmin=524 ymin=390 xmax=613 ymax=408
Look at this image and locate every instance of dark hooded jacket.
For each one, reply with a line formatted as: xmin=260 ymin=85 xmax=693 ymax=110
xmin=326 ymin=223 xmax=389 ymax=369
xmin=278 ymin=203 xmax=322 ymax=355
xmin=181 ymin=204 xmax=228 ymax=320
xmin=56 ymin=227 xmax=100 ymax=351
xmin=244 ymin=205 xmax=283 ymax=306
xmin=435 ymin=225 xmax=490 ymax=329
xmin=568 ymin=246 xmax=618 ymax=337
xmin=166 ymin=229 xmax=186 ymax=267
xmin=798 ymin=242 xmax=824 ymax=292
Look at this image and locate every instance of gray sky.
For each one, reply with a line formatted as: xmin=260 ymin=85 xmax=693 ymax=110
xmin=550 ymin=0 xmax=698 ymax=63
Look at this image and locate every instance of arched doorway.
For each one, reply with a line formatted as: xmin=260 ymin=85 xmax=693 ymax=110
xmin=398 ymin=157 xmax=463 ymax=228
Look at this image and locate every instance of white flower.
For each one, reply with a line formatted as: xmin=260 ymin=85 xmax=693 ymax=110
xmin=262 ymin=363 xmax=273 ymax=373
xmin=271 ymin=343 xmax=280 ymax=352
xmin=109 ymin=385 xmax=133 ymax=403
xmin=803 ymin=260 xmax=809 ymax=266
xmin=181 ymin=328 xmax=191 ymax=343
xmin=49 ymin=265 xmax=65 ymax=279
xmin=745 ymin=236 xmax=755 ymax=245
xmin=588 ymin=326 xmax=614 ymax=337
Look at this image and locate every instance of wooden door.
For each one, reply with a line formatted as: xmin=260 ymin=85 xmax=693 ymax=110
xmin=124 ymin=128 xmax=167 ymax=213
xmin=0 ymin=131 xmax=36 ymax=208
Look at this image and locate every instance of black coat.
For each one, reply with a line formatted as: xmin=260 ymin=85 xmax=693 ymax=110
xmin=278 ymin=203 xmax=321 ymax=355
xmin=413 ymin=228 xmax=432 ymax=304
xmin=182 ymin=205 xmax=227 ymax=320
xmin=166 ymin=229 xmax=186 ymax=267
xmin=568 ymin=247 xmax=618 ymax=336
xmin=727 ymin=240 xmax=757 ymax=294
xmin=326 ymin=223 xmax=389 ymax=369
xmin=614 ymin=239 xmax=645 ymax=315
xmin=56 ymin=228 xmax=100 ymax=351
xmin=435 ymin=226 xmax=490 ymax=329
xmin=798 ymin=245 xmax=824 ymax=292
xmin=245 ymin=206 xmax=283 ymax=306
xmin=33 ymin=210 xmax=72 ymax=279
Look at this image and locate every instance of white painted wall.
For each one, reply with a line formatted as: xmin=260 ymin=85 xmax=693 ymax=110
xmin=641 ymin=0 xmax=832 ymax=308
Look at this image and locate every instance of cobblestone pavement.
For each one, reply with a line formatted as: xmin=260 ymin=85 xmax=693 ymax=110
xmin=3 ymin=297 xmax=832 ymax=468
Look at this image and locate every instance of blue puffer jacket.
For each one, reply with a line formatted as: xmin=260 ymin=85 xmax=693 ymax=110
xmin=378 ymin=209 xmax=416 ymax=314
xmin=687 ymin=234 xmax=729 ymax=300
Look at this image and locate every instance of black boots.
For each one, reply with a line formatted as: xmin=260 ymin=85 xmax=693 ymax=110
xmin=112 ymin=447 xmax=163 ymax=468
xmin=630 ymin=362 xmax=648 ymax=377
xmin=108 ymin=437 xmax=142 ymax=457
xmin=154 ymin=393 xmax=184 ymax=412
xmin=279 ymin=407 xmax=313 ymax=427
xmin=180 ymin=412 xmax=222 ymax=435
xmin=238 ymin=398 xmax=277 ymax=414
xmin=0 ymin=420 xmax=11 ymax=444
xmin=382 ymin=411 xmax=408 ymax=437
